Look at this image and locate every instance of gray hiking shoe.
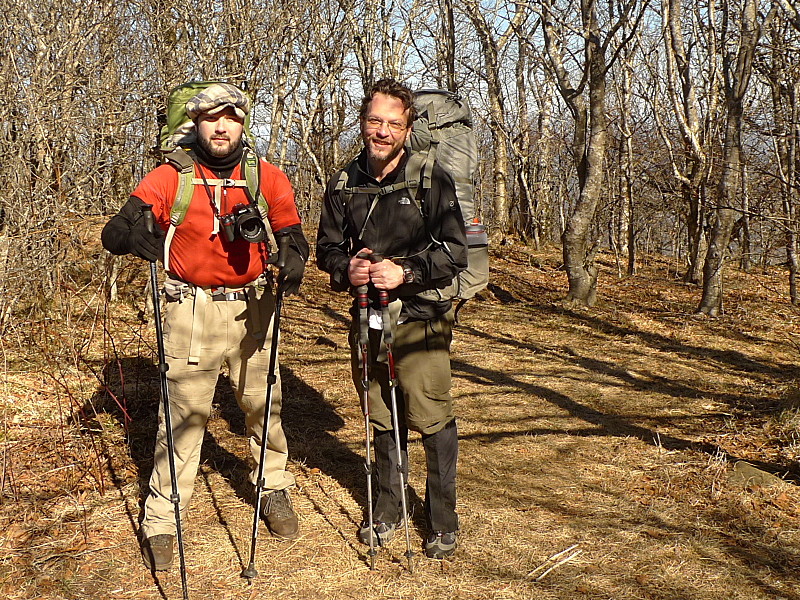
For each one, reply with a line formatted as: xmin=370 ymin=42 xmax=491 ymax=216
xmin=141 ymin=534 xmax=175 ymax=571
xmin=424 ymin=531 xmax=457 ymax=559
xmin=261 ymin=489 xmax=299 ymax=539
xmin=358 ymin=520 xmax=398 ymax=547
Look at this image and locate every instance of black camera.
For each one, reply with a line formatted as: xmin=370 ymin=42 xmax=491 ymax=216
xmin=219 ymin=203 xmax=267 ymax=243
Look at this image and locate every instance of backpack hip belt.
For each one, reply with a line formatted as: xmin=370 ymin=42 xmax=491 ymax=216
xmin=163 ymin=273 xmax=272 ymax=363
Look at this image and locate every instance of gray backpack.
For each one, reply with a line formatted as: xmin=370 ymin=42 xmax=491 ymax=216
xmin=409 ymin=89 xmax=489 ymax=305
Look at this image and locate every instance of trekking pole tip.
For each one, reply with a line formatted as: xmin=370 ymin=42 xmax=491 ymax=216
xmin=241 ymin=564 xmax=258 ymax=579
xmin=405 ymin=551 xmax=414 ymax=573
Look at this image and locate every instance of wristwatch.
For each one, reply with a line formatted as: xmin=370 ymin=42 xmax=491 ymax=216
xmin=402 ymin=265 xmax=415 ymax=284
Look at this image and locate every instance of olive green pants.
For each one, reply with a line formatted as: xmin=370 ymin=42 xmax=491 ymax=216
xmin=349 ymin=304 xmax=458 ymax=531
xmin=349 ymin=306 xmax=455 ymax=435
xmin=141 ymin=286 xmax=294 ymax=539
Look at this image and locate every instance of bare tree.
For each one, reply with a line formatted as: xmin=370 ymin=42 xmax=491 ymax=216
xmin=513 ymin=30 xmax=536 ymax=242
xmin=337 ymin=0 xmax=414 ymax=92
xmin=538 ymin=0 xmax=649 ymax=306
xmin=759 ymin=9 xmax=800 ymax=303
xmin=656 ymin=0 xmax=723 ymax=284
xmin=698 ymin=0 xmax=777 ymax=315
xmin=609 ymin=8 xmax=643 ymax=276
xmin=408 ymin=0 xmax=463 ymax=90
xmin=460 ymin=0 xmax=529 ymax=237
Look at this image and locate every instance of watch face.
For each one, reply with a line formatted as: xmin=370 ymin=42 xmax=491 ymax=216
xmin=403 ymin=267 xmax=414 ymax=283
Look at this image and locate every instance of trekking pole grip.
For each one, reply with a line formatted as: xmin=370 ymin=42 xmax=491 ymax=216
xmin=276 ymin=232 xmax=290 ymax=270
xmin=272 ymin=233 xmax=290 ymax=295
xmin=142 ymin=204 xmax=154 ymax=235
xmin=356 ymin=251 xmax=383 ymax=264
xmin=356 ymin=284 xmax=369 ymax=338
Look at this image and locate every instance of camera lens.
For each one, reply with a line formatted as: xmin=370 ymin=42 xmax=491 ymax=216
xmin=237 ymin=210 xmax=267 ymax=243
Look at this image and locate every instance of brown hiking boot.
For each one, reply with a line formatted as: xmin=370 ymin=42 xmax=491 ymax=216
xmin=261 ymin=489 xmax=299 ymax=539
xmin=141 ymin=534 xmax=175 ymax=571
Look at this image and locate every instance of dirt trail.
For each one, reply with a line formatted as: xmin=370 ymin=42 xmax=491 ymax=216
xmin=3 ymin=247 xmax=800 ymax=599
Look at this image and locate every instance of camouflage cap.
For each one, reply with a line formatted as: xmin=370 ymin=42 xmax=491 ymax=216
xmin=185 ymin=83 xmax=251 ymax=120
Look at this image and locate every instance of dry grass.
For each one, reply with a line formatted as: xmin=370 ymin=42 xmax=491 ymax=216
xmin=3 ymin=243 xmax=800 ymax=600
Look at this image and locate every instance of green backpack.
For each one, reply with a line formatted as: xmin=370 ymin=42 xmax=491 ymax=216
xmin=156 ymin=81 xmax=270 ymax=270
xmin=158 ymin=81 xmax=267 ymax=227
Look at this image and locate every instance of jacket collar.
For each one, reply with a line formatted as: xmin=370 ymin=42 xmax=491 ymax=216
xmin=355 ymin=148 xmax=408 ymax=185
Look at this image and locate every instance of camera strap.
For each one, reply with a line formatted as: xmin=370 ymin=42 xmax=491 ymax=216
xmin=161 ymin=163 xmax=251 ymax=271
xmin=195 ymin=166 xmax=250 ymax=236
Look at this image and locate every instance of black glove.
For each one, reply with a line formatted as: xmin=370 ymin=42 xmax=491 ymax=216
xmin=279 ymin=248 xmax=306 ymax=296
xmin=274 ymin=224 xmax=308 ymax=296
xmin=102 ymin=196 xmax=165 ymax=262
xmin=128 ymin=218 xmax=165 ymax=262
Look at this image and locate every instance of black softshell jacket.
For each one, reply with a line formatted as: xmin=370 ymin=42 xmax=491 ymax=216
xmin=316 ymin=150 xmax=468 ymax=320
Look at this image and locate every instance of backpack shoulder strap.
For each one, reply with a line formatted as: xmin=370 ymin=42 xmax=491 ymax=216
xmin=336 ymin=156 xmax=428 ymax=205
xmin=165 ymin=147 xmax=270 ymax=227
xmin=333 ymin=158 xmax=427 ymax=240
xmin=404 ymin=151 xmax=428 ymax=196
xmin=241 ymin=149 xmax=274 ymax=243
xmin=163 ymin=148 xmax=196 ymax=227
xmin=241 ymin=149 xmax=269 ymax=218
xmin=333 ymin=161 xmax=366 ymax=205
xmin=164 ymin=147 xmax=195 ymax=172
xmin=334 ymin=167 xmax=350 ymax=194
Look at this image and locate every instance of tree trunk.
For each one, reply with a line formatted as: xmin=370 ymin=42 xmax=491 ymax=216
xmin=514 ymin=34 xmax=534 ymax=241
xmin=739 ymin=163 xmax=751 ymax=272
xmin=621 ymin=100 xmax=635 ymax=276
xmin=788 ymin=219 xmax=799 ymax=305
xmin=563 ymin=25 xmax=607 ymax=307
xmin=698 ymin=0 xmax=775 ymax=315
xmin=533 ymin=94 xmax=554 ymax=249
xmin=684 ymin=183 xmax=707 ymax=284
xmin=440 ymin=0 xmax=456 ymax=91
xmin=488 ymin=85 xmax=511 ymax=235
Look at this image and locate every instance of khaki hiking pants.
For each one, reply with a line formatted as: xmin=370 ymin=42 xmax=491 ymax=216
xmin=141 ymin=284 xmax=294 ymax=539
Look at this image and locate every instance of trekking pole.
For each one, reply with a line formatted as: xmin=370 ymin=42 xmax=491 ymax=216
xmin=241 ymin=232 xmax=290 ymax=580
xmin=356 ymin=282 xmax=377 ymax=570
xmin=376 ymin=278 xmax=414 ymax=573
xmin=142 ymin=206 xmax=189 ymax=600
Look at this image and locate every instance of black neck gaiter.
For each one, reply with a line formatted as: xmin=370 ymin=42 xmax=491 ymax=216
xmin=191 ymin=141 xmax=244 ymax=179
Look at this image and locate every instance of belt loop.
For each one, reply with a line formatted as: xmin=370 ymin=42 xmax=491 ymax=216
xmin=248 ymin=288 xmax=264 ymax=340
xmin=188 ymin=289 xmax=207 ymax=364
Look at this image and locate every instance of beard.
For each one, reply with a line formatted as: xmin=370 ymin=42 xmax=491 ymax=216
xmin=365 ymin=137 xmax=405 ymax=166
xmin=198 ymin=132 xmax=240 ymax=158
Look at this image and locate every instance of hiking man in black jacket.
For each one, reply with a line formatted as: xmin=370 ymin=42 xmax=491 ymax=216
xmin=316 ymin=78 xmax=467 ymax=558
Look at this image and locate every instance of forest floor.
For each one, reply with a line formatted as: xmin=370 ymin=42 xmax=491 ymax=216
xmin=3 ymin=240 xmax=800 ymax=600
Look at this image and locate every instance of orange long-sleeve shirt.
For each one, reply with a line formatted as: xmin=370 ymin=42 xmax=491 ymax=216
xmin=132 ymin=159 xmax=301 ymax=287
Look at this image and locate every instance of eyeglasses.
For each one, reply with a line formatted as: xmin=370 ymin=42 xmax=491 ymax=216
xmin=364 ymin=116 xmax=408 ymax=133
